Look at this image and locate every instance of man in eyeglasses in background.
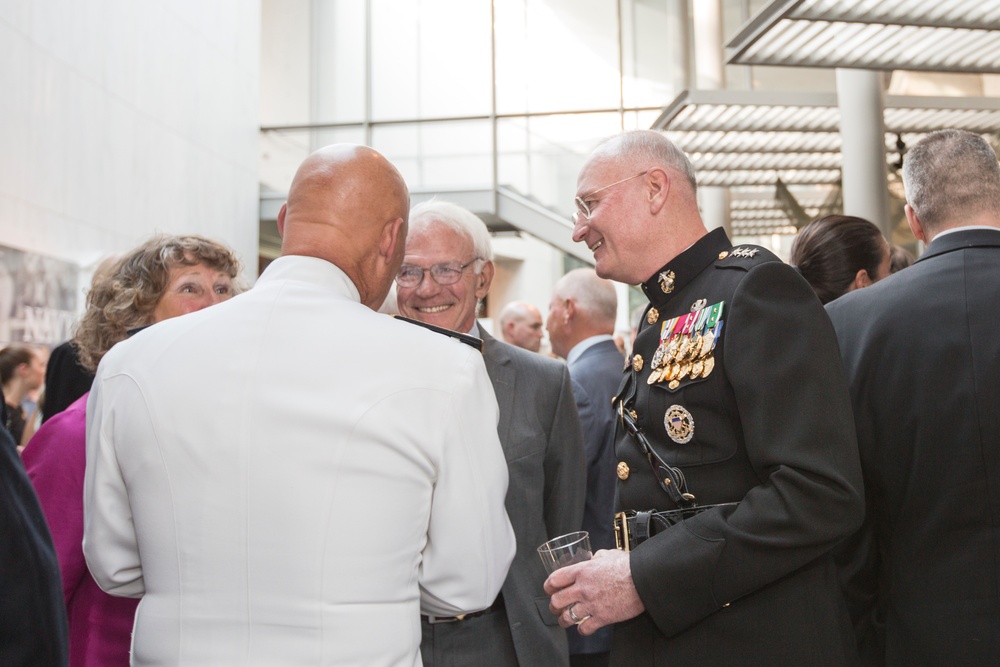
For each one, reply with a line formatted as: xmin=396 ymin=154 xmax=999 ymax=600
xmin=543 ymin=130 xmax=865 ymax=666
xmin=396 ymin=199 xmax=586 ymax=667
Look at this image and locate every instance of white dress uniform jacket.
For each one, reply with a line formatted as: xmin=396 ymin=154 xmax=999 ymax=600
xmin=83 ymin=256 xmax=515 ymax=667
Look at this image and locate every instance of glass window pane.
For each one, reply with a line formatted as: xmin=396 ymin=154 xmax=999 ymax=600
xmin=496 ymin=0 xmax=621 ymax=115
xmin=373 ymin=120 xmax=493 ymax=189
xmin=621 ymin=0 xmax=686 ymax=108
xmin=497 ymin=112 xmax=622 ymax=215
xmin=260 ymin=0 xmax=312 ymax=126
xmin=260 ymin=126 xmax=367 ymax=192
xmin=371 ymin=0 xmax=492 ymax=120
xmin=312 ymin=0 xmax=367 ymax=123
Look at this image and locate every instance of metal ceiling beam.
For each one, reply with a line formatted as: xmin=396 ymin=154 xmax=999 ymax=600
xmin=650 ymin=89 xmax=1000 ymax=186
xmin=727 ymin=0 xmax=1000 ymax=73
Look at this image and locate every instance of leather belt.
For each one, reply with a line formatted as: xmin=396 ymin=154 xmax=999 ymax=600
xmin=614 ymin=503 xmax=740 ymax=551
xmin=422 ymin=593 xmax=505 ymax=624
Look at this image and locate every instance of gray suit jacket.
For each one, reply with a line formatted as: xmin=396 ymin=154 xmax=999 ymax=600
xmin=482 ymin=328 xmax=586 ymax=666
xmin=420 ymin=328 xmax=585 ymax=666
xmin=566 ymin=338 xmax=623 ymax=656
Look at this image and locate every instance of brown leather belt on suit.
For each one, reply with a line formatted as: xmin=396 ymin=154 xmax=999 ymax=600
xmin=422 ymin=592 xmax=505 ymax=624
xmin=614 ymin=503 xmax=740 ymax=551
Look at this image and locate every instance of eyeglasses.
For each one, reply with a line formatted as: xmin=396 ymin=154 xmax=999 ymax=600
xmin=573 ymin=171 xmax=648 ymax=224
xmin=396 ymin=258 xmax=481 ymax=287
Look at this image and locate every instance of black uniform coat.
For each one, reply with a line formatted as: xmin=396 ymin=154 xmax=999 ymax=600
xmin=0 ymin=424 xmax=69 ymax=666
xmin=612 ymin=228 xmax=864 ymax=666
xmin=825 ymin=228 xmax=1000 ymax=666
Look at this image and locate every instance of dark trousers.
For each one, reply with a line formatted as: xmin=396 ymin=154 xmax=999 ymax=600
xmin=571 ymin=652 xmax=611 ymax=667
xmin=421 ymin=607 xmax=518 ymax=667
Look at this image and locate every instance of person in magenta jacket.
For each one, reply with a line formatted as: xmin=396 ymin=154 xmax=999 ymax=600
xmin=22 ymin=234 xmax=241 ymax=666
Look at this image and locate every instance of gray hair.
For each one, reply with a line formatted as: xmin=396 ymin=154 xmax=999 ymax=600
xmin=902 ymin=129 xmax=1000 ymax=232
xmin=593 ymin=129 xmax=698 ymax=194
xmin=409 ymin=199 xmax=494 ymax=271
xmin=554 ymin=268 xmax=617 ymax=327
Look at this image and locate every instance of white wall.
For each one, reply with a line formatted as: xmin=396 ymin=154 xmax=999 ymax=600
xmin=0 ymin=0 xmax=261 ymax=283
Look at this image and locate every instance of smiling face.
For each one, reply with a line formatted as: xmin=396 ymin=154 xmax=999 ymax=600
xmin=572 ymin=159 xmax=651 ymax=285
xmin=151 ymin=261 xmax=235 ymax=323
xmin=395 ymin=220 xmax=493 ymax=334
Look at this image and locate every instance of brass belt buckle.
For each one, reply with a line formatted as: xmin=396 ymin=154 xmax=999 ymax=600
xmin=614 ymin=511 xmax=631 ymax=552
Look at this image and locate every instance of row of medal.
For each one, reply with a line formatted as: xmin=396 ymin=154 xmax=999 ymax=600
xmin=647 ymin=301 xmax=725 ymax=388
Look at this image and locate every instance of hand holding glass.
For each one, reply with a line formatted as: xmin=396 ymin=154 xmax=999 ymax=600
xmin=537 ymin=531 xmax=592 ymax=574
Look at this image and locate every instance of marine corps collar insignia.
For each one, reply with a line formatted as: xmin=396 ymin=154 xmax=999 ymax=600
xmin=691 ymin=298 xmax=707 ymax=312
xmin=659 ymin=270 xmax=676 ymax=294
xmin=664 ymin=405 xmax=694 ymax=444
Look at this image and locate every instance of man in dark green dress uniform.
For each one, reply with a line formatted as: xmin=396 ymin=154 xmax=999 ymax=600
xmin=544 ymin=130 xmax=864 ymax=666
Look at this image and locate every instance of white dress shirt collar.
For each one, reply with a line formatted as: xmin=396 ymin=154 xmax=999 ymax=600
xmin=567 ymin=335 xmax=614 ymax=366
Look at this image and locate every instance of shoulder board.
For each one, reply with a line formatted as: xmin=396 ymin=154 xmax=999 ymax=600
xmin=392 ymin=315 xmax=484 ymax=353
xmin=716 ymin=245 xmax=774 ymax=270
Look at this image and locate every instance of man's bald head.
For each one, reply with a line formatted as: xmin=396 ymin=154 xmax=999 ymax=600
xmin=546 ymin=268 xmax=618 ymax=359
xmin=277 ymin=144 xmax=410 ymax=309
xmin=498 ymin=301 xmax=544 ymax=352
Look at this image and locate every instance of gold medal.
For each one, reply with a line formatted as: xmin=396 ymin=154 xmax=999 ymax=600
xmin=691 ymin=359 xmax=704 ymax=377
xmin=646 ymin=368 xmax=661 ymax=385
xmin=675 ymin=334 xmax=690 ymax=360
xmin=664 ymin=362 xmax=678 ymax=382
xmin=664 ymin=405 xmax=695 ymax=444
xmin=646 ymin=308 xmax=659 ymax=325
xmin=686 ymin=333 xmax=702 ymax=361
xmin=701 ymin=355 xmax=715 ymax=378
xmin=677 ymin=361 xmax=691 ymax=381
xmin=664 ymin=336 xmax=681 ymax=362
xmin=668 ymin=379 xmax=680 ymax=390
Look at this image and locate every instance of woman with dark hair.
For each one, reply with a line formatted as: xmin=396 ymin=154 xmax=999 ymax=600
xmin=790 ymin=214 xmax=891 ymax=304
xmin=21 ymin=234 xmax=242 ymax=667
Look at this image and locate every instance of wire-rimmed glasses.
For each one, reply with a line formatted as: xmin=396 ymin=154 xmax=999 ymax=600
xmin=395 ymin=258 xmax=481 ymax=288
xmin=572 ymin=171 xmax=649 ymax=224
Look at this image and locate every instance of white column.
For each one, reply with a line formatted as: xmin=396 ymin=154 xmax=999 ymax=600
xmin=836 ymin=69 xmax=891 ymax=236
xmin=692 ymin=0 xmax=730 ymax=233
xmin=692 ymin=0 xmax=724 ymax=90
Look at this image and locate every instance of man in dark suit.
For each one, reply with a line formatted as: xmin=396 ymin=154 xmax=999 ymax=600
xmin=396 ymin=199 xmax=586 ymax=667
xmin=543 ymin=130 xmax=864 ymax=665
xmin=547 ymin=268 xmax=624 ymax=667
xmin=1 ymin=420 xmax=69 ymax=666
xmin=826 ymin=129 xmax=1000 ymax=666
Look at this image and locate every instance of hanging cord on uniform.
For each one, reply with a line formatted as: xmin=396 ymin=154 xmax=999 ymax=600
xmin=616 ymin=400 xmax=697 ymax=509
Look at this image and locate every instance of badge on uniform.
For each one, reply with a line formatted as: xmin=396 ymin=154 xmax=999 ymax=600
xmin=645 ymin=300 xmax=725 ymax=389
xmin=659 ymin=270 xmax=675 ymax=294
xmin=664 ymin=404 xmax=694 ymax=444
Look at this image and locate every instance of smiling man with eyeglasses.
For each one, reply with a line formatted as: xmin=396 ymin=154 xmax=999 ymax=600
xmin=544 ymin=130 xmax=865 ymax=666
xmin=397 ymin=199 xmax=585 ymax=667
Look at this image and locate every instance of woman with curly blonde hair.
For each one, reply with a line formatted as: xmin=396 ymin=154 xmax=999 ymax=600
xmin=73 ymin=235 xmax=242 ymax=372
xmin=22 ymin=233 xmax=242 ymax=667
